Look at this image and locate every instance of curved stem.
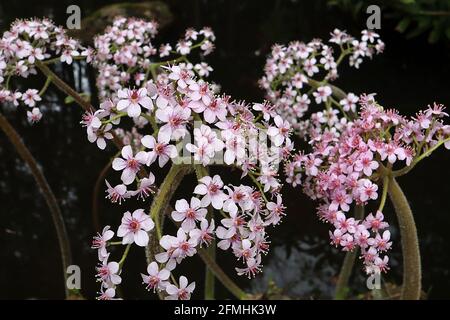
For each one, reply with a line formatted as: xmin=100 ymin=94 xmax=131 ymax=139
xmin=388 ymin=177 xmax=421 ymax=300
xmin=35 ymin=61 xmax=92 ymax=112
xmin=334 ymin=205 xmax=364 ymax=299
xmin=194 ymin=165 xmax=216 ymax=300
xmin=0 ymin=113 xmax=72 ymax=298
xmin=145 ymin=164 xmax=193 ymax=265
xmin=197 ymin=248 xmax=248 ymax=299
xmin=92 ymin=156 xmax=116 ymax=232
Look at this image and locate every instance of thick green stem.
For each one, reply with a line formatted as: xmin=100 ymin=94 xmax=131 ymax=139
xmin=334 ymin=205 xmax=364 ymax=299
xmin=194 ymin=165 xmax=216 ymax=300
xmin=145 ymin=164 xmax=193 ymax=265
xmin=0 ymin=113 xmax=72 ymax=298
xmin=388 ymin=177 xmax=422 ymax=300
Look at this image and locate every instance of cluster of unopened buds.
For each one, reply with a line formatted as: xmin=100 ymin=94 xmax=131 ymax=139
xmin=0 ymin=18 xmax=87 ymax=123
xmin=260 ymin=29 xmax=384 ymax=137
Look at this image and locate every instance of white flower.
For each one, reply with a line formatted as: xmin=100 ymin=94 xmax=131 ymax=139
xmin=141 ymin=262 xmax=170 ymax=292
xmin=194 ymin=175 xmax=228 ymax=209
xmin=117 ymin=209 xmax=155 ymax=246
xmin=112 ymin=145 xmax=147 ymax=185
xmin=172 ymin=198 xmax=207 ymax=232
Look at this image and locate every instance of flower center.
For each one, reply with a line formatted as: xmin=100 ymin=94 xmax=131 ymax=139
xmin=129 ymin=219 xmax=140 ymax=231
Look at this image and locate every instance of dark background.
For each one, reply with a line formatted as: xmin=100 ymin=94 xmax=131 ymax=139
xmin=0 ymin=0 xmax=449 ymax=299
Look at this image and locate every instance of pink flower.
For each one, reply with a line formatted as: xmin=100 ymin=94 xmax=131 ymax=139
xmin=194 ymin=175 xmax=228 ymax=209
xmin=358 ymin=179 xmax=378 ymax=202
xmin=235 ymin=255 xmax=262 ymax=278
xmin=27 ymin=107 xmax=42 ymax=123
xmin=203 ymin=98 xmax=227 ymax=123
xmin=267 ymin=115 xmax=291 ymax=147
xmin=117 ymin=209 xmax=155 ymax=246
xmin=171 ymin=228 xmax=198 ymax=259
xmin=313 ymin=86 xmax=332 ymax=104
xmin=105 ymin=180 xmax=129 ymax=204
xmin=354 ymin=151 xmax=379 ymax=176
xmin=141 ymin=135 xmax=178 ymax=167
xmin=265 ymin=195 xmax=286 ymax=225
xmin=112 ymin=145 xmax=148 ymax=185
xmin=117 ymin=88 xmax=153 ymax=117
xmin=156 ymin=105 xmax=190 ymax=143
xmin=333 ymin=212 xmax=357 ymax=233
xmin=171 ymin=197 xmax=207 ymax=232
xmin=364 ymin=211 xmax=389 ymax=231
xmin=141 ymin=262 xmax=170 ymax=292
xmin=97 ymin=287 xmax=118 ymax=300
xmin=189 ymin=219 xmax=215 ymax=247
xmin=165 ymin=276 xmax=195 ymax=300
xmin=371 ymin=230 xmax=392 ymax=252
xmin=91 ymin=226 xmax=114 ymax=260
xmin=132 ymin=173 xmax=156 ymax=200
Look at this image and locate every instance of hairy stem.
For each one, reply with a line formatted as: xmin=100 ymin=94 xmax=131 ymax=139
xmin=145 ymin=164 xmax=193 ymax=264
xmin=0 ymin=113 xmax=72 ymax=298
xmin=334 ymin=205 xmax=364 ymax=299
xmin=194 ymin=165 xmax=216 ymax=300
xmin=388 ymin=177 xmax=422 ymax=300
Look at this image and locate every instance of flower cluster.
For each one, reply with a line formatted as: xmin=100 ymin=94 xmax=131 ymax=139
xmin=284 ymin=95 xmax=450 ymax=274
xmin=259 ymin=29 xmax=384 ymax=137
xmin=0 ymin=18 xmax=87 ymax=123
xmin=91 ymin=16 xmax=216 ymax=100
xmin=86 ymin=16 xmax=294 ymax=298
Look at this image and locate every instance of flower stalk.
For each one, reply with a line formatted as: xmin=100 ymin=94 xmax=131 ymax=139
xmin=0 ymin=112 xmax=72 ymax=298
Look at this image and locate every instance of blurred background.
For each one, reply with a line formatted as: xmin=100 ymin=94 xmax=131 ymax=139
xmin=1 ymin=0 xmax=449 ymax=299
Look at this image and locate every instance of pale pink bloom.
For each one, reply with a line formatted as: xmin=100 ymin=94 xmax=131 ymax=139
xmin=61 ymin=49 xmax=79 ymax=64
xmin=267 ymin=115 xmax=291 ymax=147
xmin=167 ymin=65 xmax=192 ymax=89
xmin=313 ymin=86 xmax=332 ymax=104
xmin=112 ymin=145 xmax=147 ymax=185
xmin=141 ymin=262 xmax=170 ymax=292
xmin=329 ymin=190 xmax=353 ymax=212
xmin=340 ymin=93 xmax=359 ymax=112
xmin=27 ymin=107 xmax=42 ymax=123
xmin=203 ymin=98 xmax=227 ymax=123
xmin=364 ymin=211 xmax=389 ymax=231
xmin=133 ymin=173 xmax=156 ymax=200
xmin=374 ymin=255 xmax=390 ymax=273
xmin=265 ymin=195 xmax=285 ymax=225
xmin=117 ymin=209 xmax=155 ymax=246
xmin=194 ymin=62 xmax=213 ymax=77
xmin=87 ymin=124 xmax=113 ymax=150
xmin=193 ymin=175 xmax=228 ymax=209
xmin=371 ymin=230 xmax=392 ymax=252
xmin=141 ymin=135 xmax=177 ymax=167
xmin=358 ymin=179 xmax=378 ymax=202
xmin=235 ymin=255 xmax=262 ymax=279
xmin=172 ymin=197 xmax=207 ymax=232
xmin=117 ymin=88 xmax=153 ymax=117
xmin=96 ymin=255 xmax=121 ymax=288
xmin=97 ymin=287 xmax=118 ymax=300
xmin=91 ymin=226 xmax=114 ymax=260
xmin=303 ymin=57 xmax=319 ymax=76
xmin=156 ymin=105 xmax=190 ymax=143
xmin=186 ymin=137 xmax=215 ymax=166
xmin=22 ymin=89 xmax=41 ymax=107
xmin=159 ymin=43 xmax=172 ymax=57
xmin=234 ymin=239 xmax=256 ymax=261
xmin=171 ymin=228 xmax=198 ymax=259
xmin=222 ymin=131 xmax=246 ymax=165
xmin=189 ymin=219 xmax=215 ymax=247
xmin=354 ymin=151 xmax=379 ymax=176
xmin=176 ymin=40 xmax=192 ymax=55
xmin=165 ymin=276 xmax=195 ymax=300
xmin=333 ymin=212 xmax=357 ymax=233
xmin=105 ymin=180 xmax=129 ymax=204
